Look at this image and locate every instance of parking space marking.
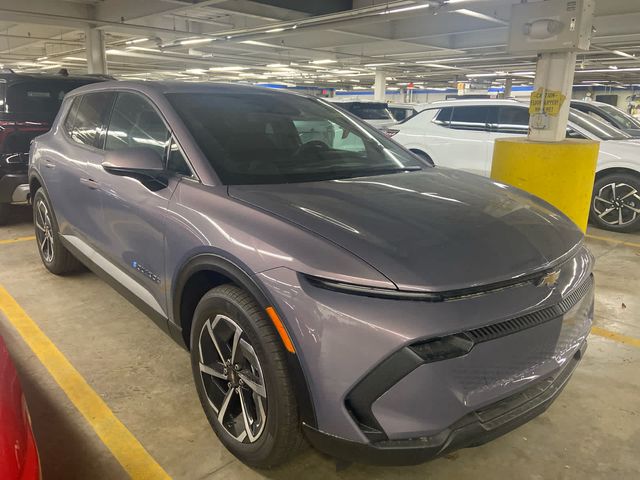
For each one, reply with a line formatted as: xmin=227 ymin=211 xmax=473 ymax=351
xmin=0 ymin=284 xmax=171 ymax=480
xmin=591 ymin=326 xmax=640 ymax=349
xmin=0 ymin=235 xmax=36 ymax=246
xmin=586 ymin=234 xmax=640 ymax=250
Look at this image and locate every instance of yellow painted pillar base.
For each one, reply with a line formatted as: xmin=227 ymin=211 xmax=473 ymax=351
xmin=491 ymin=138 xmax=599 ymax=232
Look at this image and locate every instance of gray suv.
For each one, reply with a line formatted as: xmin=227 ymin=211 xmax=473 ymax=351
xmin=29 ymin=81 xmax=594 ymax=468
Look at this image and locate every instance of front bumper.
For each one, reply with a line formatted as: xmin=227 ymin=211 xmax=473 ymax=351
xmin=0 ymin=174 xmax=29 ymax=204
xmin=1 ymin=153 xmax=29 ymax=204
xmin=257 ymin=245 xmax=594 ymax=463
xmin=303 ymin=340 xmax=585 ymax=465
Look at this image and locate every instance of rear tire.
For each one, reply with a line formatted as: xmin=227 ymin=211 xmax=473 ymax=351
xmin=590 ymin=172 xmax=640 ymax=233
xmin=190 ymin=284 xmax=303 ymax=468
xmin=33 ymin=188 xmax=82 ymax=274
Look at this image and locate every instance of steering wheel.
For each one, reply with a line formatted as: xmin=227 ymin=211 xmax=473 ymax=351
xmin=295 ymin=140 xmax=330 ymax=157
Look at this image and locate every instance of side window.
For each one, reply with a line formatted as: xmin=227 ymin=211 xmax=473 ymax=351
xmin=63 ymin=97 xmax=81 ymax=135
xmin=566 ymin=128 xmax=586 ymax=139
xmin=497 ymin=106 xmax=530 ymax=134
xmin=433 ymin=107 xmax=453 ymax=126
xmin=167 ymin=140 xmax=192 ymax=176
xmin=105 ymin=92 xmax=169 ymax=157
xmin=71 ymin=92 xmax=114 ymax=147
xmin=449 ymin=106 xmax=490 ymax=131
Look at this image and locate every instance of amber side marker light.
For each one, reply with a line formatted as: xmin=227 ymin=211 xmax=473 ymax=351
xmin=265 ymin=306 xmax=296 ymax=353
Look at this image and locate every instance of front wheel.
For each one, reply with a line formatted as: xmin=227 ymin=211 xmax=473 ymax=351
xmin=190 ymin=285 xmax=303 ymax=468
xmin=590 ymin=173 xmax=640 ymax=233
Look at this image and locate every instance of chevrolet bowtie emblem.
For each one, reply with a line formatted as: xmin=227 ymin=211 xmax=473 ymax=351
xmin=537 ymin=270 xmax=561 ymax=288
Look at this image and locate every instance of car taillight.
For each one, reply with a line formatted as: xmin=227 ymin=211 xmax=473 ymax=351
xmin=382 ymin=128 xmax=399 ymax=137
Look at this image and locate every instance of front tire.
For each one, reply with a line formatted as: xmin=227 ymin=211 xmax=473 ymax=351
xmin=33 ymin=188 xmax=82 ymax=274
xmin=190 ymin=285 xmax=303 ymax=468
xmin=590 ymin=172 xmax=640 ymax=233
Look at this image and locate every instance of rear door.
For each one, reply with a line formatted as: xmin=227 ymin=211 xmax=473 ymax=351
xmin=45 ymin=92 xmax=114 ymax=240
xmin=426 ymin=105 xmax=495 ymax=176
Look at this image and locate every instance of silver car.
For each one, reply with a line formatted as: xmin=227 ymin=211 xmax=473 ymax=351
xmin=29 ymin=81 xmax=594 ymax=468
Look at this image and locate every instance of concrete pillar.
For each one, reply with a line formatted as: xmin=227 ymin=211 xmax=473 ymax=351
xmin=528 ymin=51 xmax=577 ymax=142
xmin=86 ymin=28 xmax=107 ymax=75
xmin=374 ymin=68 xmax=386 ymax=102
xmin=504 ymin=76 xmax=513 ymax=98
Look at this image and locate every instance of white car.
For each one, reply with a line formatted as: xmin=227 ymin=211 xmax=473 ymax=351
xmin=388 ymin=99 xmax=640 ymax=232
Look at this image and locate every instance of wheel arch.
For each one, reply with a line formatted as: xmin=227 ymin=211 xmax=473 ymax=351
xmin=595 ymin=166 xmax=640 ymax=182
xmin=171 ymin=253 xmax=318 ymax=428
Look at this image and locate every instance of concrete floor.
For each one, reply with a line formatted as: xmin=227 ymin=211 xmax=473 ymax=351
xmin=0 ymin=205 xmax=638 ymax=480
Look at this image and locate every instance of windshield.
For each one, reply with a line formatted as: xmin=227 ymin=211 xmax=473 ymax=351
xmin=568 ymin=109 xmax=631 ymax=141
xmin=346 ymin=102 xmax=394 ymax=120
xmin=598 ymin=104 xmax=640 ymax=130
xmin=6 ymin=79 xmax=97 ymax=119
xmin=166 ymin=92 xmax=424 ymax=185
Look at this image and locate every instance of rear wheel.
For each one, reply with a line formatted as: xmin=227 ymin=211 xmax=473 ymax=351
xmin=190 ymin=285 xmax=303 ymax=468
xmin=590 ymin=173 xmax=640 ymax=233
xmin=33 ymin=188 xmax=82 ymax=274
xmin=410 ymin=149 xmax=433 ymax=165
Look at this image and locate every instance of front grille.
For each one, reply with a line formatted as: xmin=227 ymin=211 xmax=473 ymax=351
xmin=465 ymin=275 xmax=593 ymax=345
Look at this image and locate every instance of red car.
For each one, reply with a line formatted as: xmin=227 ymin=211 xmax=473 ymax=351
xmin=0 ymin=335 xmax=40 ymax=479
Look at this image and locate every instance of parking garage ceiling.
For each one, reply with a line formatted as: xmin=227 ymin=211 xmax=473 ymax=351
xmin=1 ymin=0 xmax=640 ymax=89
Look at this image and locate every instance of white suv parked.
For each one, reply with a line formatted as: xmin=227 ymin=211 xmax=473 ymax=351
xmin=389 ymin=99 xmax=640 ymax=232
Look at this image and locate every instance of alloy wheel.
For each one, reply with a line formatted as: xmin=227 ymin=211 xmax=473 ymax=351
xmin=35 ymin=200 xmax=55 ymax=263
xmin=593 ymin=182 xmax=640 ymax=226
xmin=198 ymin=314 xmax=267 ymax=443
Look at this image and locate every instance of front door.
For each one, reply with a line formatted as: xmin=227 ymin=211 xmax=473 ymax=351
xmin=91 ymin=92 xmax=187 ymax=317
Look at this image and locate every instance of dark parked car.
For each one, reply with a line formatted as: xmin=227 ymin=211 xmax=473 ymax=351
xmin=571 ymin=99 xmax=640 ymax=137
xmin=0 ymin=71 xmax=106 ymax=224
xmin=30 ymin=82 xmax=594 ymax=468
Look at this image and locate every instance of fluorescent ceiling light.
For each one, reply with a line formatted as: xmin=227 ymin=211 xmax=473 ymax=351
xmin=185 ymin=68 xmax=207 ymax=74
xmin=379 ymin=4 xmax=430 ymax=15
xmin=209 ymin=66 xmax=249 ymax=71
xmin=125 ymin=38 xmax=148 ymax=45
xmin=609 ymin=65 xmax=618 ymax=70
xmin=267 ymin=63 xmax=288 ymax=68
xmin=577 ymin=67 xmax=640 ymax=73
xmin=40 ymin=60 xmax=60 ymax=65
xmin=180 ymin=38 xmax=214 ymax=45
xmin=311 ymin=59 xmax=336 ymax=64
xmin=36 ymin=56 xmax=48 ymax=61
xmin=39 ymin=64 xmax=62 ymax=70
xmin=451 ymin=9 xmax=508 ymax=25
xmin=266 ymin=28 xmax=285 ymax=33
xmin=415 ymin=57 xmax=472 ymax=63
xmin=364 ymin=62 xmax=397 ymax=67
xmin=63 ymin=56 xmax=86 ymax=62
xmin=240 ymin=40 xmax=274 ymax=47
xmin=126 ymin=46 xmax=161 ymax=53
xmin=466 ymin=72 xmax=497 ymax=77
xmin=612 ymin=50 xmax=635 ymax=59
xmin=419 ymin=63 xmax=460 ymax=70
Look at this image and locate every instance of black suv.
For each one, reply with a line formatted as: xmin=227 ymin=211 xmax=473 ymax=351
xmin=0 ymin=70 xmax=106 ymax=223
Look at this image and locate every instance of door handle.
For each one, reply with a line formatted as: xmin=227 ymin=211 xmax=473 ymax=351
xmin=80 ymin=178 xmax=99 ymax=190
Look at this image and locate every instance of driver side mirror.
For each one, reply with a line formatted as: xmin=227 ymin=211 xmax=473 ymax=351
xmin=102 ymin=147 xmax=164 ymax=175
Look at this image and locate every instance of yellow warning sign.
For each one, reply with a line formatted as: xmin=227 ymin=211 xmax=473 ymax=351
xmin=529 ymin=88 xmax=566 ymax=116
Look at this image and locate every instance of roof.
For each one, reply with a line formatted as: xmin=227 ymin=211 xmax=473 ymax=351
xmin=427 ymin=98 xmax=525 ymax=108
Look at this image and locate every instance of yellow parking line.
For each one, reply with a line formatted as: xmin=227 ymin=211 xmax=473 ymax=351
xmin=0 ymin=285 xmax=170 ymax=480
xmin=591 ymin=326 xmax=640 ymax=349
xmin=0 ymin=235 xmax=36 ymax=245
xmin=585 ymin=234 xmax=640 ymax=250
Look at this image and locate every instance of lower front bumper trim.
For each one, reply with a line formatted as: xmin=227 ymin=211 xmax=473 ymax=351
xmin=304 ymin=342 xmax=585 ymax=466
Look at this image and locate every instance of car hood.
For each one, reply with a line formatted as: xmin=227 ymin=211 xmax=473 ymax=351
xmin=229 ymin=168 xmax=583 ymax=291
